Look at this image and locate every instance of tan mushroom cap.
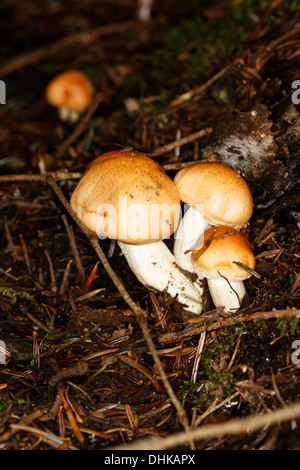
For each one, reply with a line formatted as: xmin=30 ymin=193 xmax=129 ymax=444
xmin=46 ymin=70 xmax=94 ymax=113
xmin=70 ymin=149 xmax=181 ymax=244
xmin=173 ymin=162 xmax=253 ymax=229
xmin=191 ymin=226 xmax=255 ymax=281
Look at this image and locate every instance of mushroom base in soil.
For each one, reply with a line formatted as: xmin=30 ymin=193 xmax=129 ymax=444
xmin=206 ymin=278 xmax=246 ymax=314
xmin=174 ymin=209 xmax=247 ymax=312
xmin=191 ymin=226 xmax=256 ymax=314
xmin=118 ymin=240 xmax=203 ymax=314
xmin=58 ymin=106 xmax=81 ymax=123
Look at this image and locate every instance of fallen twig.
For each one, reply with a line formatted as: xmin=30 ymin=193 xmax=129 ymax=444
xmin=158 ymin=308 xmax=300 ymax=343
xmin=153 ymin=127 xmax=213 ymax=156
xmin=0 ymin=21 xmax=138 ymax=77
xmin=111 ymin=399 xmax=300 ymax=450
xmin=49 ymin=362 xmax=89 ymax=388
xmin=168 ymin=67 xmax=229 ymax=108
xmin=0 ymin=171 xmax=81 ymax=183
xmin=61 ymin=214 xmax=85 ymax=284
xmin=0 ymin=159 xmax=212 ymax=185
xmin=0 ymin=408 xmax=47 ymax=443
xmin=8 ymin=424 xmax=76 ymax=449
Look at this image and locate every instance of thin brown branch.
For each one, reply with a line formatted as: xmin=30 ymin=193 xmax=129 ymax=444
xmin=49 ymin=362 xmax=89 ymax=388
xmin=162 ymin=160 xmax=212 ymax=170
xmin=0 ymin=171 xmax=81 ymax=183
xmin=0 ymin=21 xmax=138 ymax=77
xmin=8 ymin=424 xmax=73 ymax=449
xmin=0 ymin=408 xmax=47 ymax=443
xmin=159 ymin=308 xmax=300 ymax=343
xmin=168 ymin=67 xmax=229 ymax=108
xmin=153 ymin=127 xmax=213 ymax=156
xmin=61 ymin=214 xmax=85 ymax=284
xmin=0 ymin=159 xmax=207 ymax=185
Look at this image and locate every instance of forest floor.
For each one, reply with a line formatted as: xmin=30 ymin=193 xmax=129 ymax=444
xmin=0 ymin=0 xmax=299 ymax=451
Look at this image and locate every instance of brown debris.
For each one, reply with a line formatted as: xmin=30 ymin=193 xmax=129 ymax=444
xmin=76 ymin=305 xmax=136 ymax=326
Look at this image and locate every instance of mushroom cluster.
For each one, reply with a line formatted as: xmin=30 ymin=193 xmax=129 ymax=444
xmin=70 ymin=149 xmax=203 ymax=314
xmin=70 ymin=150 xmax=255 ymax=316
xmin=173 ymin=162 xmax=255 ymax=313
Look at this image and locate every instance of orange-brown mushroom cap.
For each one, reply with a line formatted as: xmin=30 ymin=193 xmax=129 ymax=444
xmin=70 ymin=149 xmax=181 ymax=244
xmin=173 ymin=162 xmax=253 ymax=229
xmin=46 ymin=70 xmax=94 ymax=113
xmin=191 ymin=226 xmax=255 ymax=281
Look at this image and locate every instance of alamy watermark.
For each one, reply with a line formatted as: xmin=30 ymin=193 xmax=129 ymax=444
xmin=291 ymin=340 xmax=300 ymax=365
xmin=291 ymin=80 xmax=300 ymax=105
xmin=94 ymin=199 xmax=205 ymax=241
xmin=0 ymin=80 xmax=6 ymax=104
xmin=0 ymin=339 xmax=10 ymax=364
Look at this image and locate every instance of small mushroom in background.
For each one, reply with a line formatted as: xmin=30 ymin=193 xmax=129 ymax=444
xmin=45 ymin=70 xmax=94 ymax=123
xmin=191 ymin=226 xmax=256 ymax=314
xmin=173 ymin=162 xmax=253 ymax=274
xmin=70 ymin=149 xmax=203 ymax=314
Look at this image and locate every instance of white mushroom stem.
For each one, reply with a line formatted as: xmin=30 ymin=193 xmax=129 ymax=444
xmin=118 ymin=240 xmax=203 ymax=314
xmin=174 ymin=206 xmax=211 ymax=273
xmin=207 ymin=278 xmax=246 ymax=314
xmin=58 ymin=106 xmax=80 ymax=123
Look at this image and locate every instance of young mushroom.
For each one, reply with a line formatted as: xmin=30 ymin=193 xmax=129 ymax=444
xmin=191 ymin=226 xmax=256 ymax=313
xmin=46 ymin=70 xmax=94 ymax=123
xmin=70 ymin=149 xmax=203 ymax=314
xmin=173 ymin=162 xmax=253 ymax=274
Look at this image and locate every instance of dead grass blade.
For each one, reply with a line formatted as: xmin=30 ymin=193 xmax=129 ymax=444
xmin=116 ymin=353 xmax=161 ymax=392
xmin=60 ymin=393 xmax=85 ymax=443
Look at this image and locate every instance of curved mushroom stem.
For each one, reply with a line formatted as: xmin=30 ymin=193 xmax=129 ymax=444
xmin=174 ymin=206 xmax=211 ymax=273
xmin=118 ymin=240 xmax=203 ymax=314
xmin=58 ymin=106 xmax=80 ymax=123
xmin=207 ymin=278 xmax=246 ymax=314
